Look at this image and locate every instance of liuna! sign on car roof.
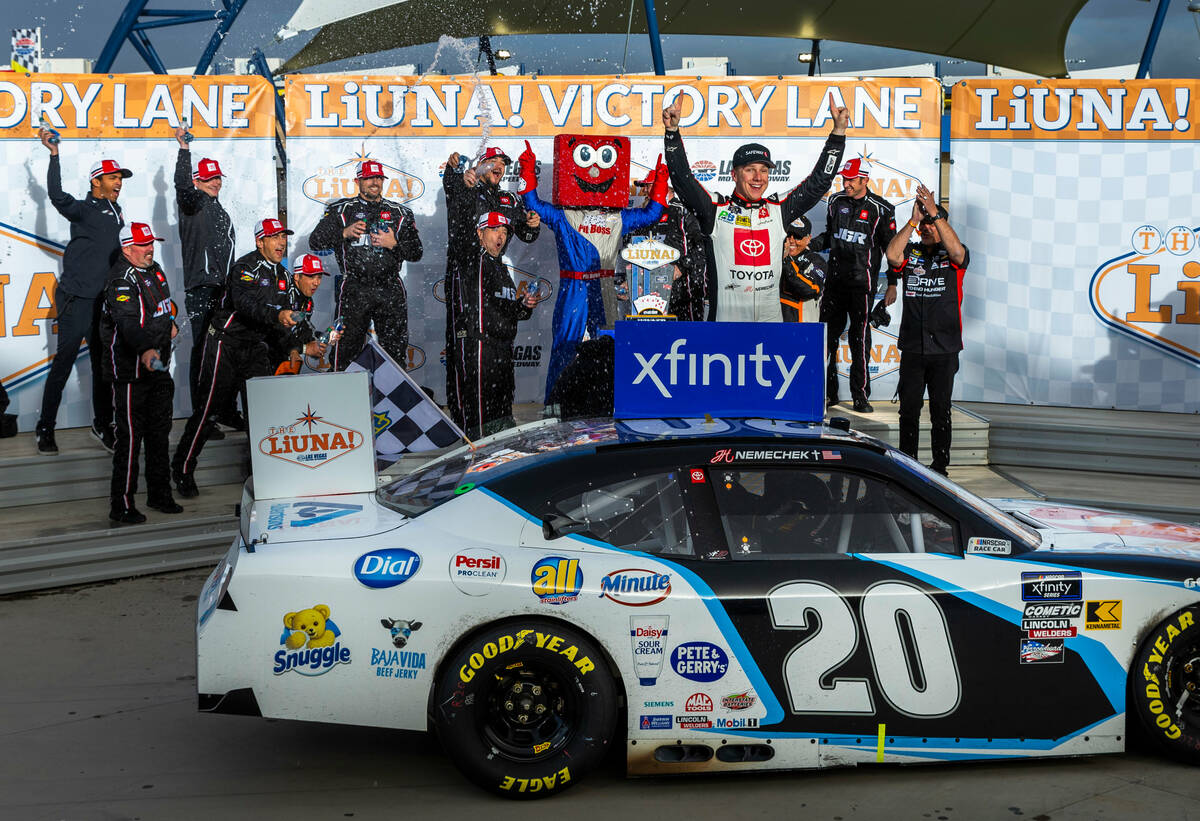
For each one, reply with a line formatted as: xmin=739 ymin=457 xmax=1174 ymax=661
xmin=613 ymin=320 xmax=825 ymax=422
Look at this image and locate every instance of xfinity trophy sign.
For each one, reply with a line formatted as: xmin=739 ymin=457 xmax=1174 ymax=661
xmin=614 ymin=321 xmax=825 ymax=421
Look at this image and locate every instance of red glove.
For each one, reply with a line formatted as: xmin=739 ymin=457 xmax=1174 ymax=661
xmin=517 ymin=139 xmax=538 ymax=195
xmin=650 ymin=153 xmax=669 ymax=208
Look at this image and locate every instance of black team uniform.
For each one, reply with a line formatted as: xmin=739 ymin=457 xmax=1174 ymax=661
xmin=780 ymin=247 xmax=826 ymax=323
xmin=101 ymin=257 xmax=177 ymax=521
xmin=448 ymin=247 xmax=533 ymax=439
xmin=309 ymin=197 xmax=422 ymax=370
xmin=622 ymin=197 xmax=708 ymax=321
xmin=38 ymin=155 xmax=125 ymax=451
xmin=893 ymin=240 xmax=970 ymax=475
xmin=812 ymin=187 xmax=896 ymax=407
xmin=174 ymin=150 xmax=234 ymax=419
xmin=267 ymin=277 xmax=317 ymax=373
xmin=172 ymin=251 xmax=291 ymax=494
xmin=442 ymin=158 xmax=538 ymax=409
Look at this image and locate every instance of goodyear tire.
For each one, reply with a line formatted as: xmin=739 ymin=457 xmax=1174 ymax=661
xmin=433 ymin=620 xmax=617 ymax=798
xmin=1131 ymin=606 xmax=1200 ymax=762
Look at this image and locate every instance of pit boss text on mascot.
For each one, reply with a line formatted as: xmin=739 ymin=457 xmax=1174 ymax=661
xmin=518 ymin=137 xmax=669 ymax=399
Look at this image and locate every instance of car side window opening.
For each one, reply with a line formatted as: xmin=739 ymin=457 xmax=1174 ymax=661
xmin=552 ymin=472 xmax=695 ymax=556
xmin=710 ymin=468 xmax=959 ymax=558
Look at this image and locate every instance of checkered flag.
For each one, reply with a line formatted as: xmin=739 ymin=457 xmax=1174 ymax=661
xmin=11 ymin=28 xmax=40 ymax=73
xmin=346 ymin=338 xmax=465 ymax=461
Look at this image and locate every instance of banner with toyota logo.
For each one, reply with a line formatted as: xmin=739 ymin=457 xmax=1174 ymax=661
xmin=284 ymin=75 xmax=942 ymax=404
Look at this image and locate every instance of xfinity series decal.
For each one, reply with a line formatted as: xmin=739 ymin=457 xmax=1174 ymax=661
xmin=275 ymin=604 xmax=351 ymax=676
xmin=1021 ymin=571 xmax=1083 ymax=602
xmin=355 ymin=548 xmax=421 ymax=589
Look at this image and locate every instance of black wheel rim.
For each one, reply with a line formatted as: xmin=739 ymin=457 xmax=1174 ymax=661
xmin=480 ymin=661 xmax=578 ymax=762
xmin=1164 ymin=638 xmax=1200 ymax=734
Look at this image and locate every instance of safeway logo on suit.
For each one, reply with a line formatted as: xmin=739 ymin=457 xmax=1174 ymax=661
xmin=614 ymin=321 xmax=825 ymax=422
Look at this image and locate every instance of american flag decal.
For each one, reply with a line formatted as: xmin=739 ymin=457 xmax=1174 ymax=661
xmin=822 ymin=449 xmax=842 ymax=460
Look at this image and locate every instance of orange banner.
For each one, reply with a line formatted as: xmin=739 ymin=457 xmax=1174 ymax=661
xmin=951 ymin=79 xmax=1199 ymax=141
xmin=0 ymin=74 xmax=277 ymax=140
xmin=285 ymin=75 xmax=942 ymax=139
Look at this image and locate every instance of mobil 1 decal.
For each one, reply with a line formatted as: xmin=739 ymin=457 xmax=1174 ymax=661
xmin=683 ymin=559 xmax=1115 ymax=739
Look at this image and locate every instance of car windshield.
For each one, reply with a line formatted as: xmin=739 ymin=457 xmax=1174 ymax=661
xmin=886 ymin=450 xmax=1043 ymax=548
xmin=377 ymin=419 xmax=618 ymax=517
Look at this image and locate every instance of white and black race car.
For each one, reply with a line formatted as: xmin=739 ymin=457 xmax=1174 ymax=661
xmin=196 ymin=417 xmax=1200 ymax=798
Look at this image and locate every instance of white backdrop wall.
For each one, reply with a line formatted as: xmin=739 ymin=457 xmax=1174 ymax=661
xmin=0 ymin=74 xmax=279 ymax=431
xmin=283 ymin=75 xmax=943 ymax=404
xmin=950 ymin=79 xmax=1199 ymax=413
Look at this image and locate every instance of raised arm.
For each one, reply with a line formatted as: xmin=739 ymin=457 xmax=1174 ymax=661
xmin=780 ymin=103 xmax=849 ymax=224
xmin=662 ymin=98 xmax=716 ymax=233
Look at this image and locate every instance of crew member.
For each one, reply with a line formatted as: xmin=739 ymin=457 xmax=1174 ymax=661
xmin=812 ymin=158 xmax=897 ymax=413
xmin=780 ymin=216 xmax=826 ymax=322
xmin=269 ymin=255 xmax=334 ymax=374
xmin=35 ymin=129 xmax=129 ymax=455
xmin=447 ymin=213 xmax=539 ymax=439
xmin=172 ymin=219 xmax=301 ymax=497
xmin=661 ymin=96 xmax=847 ymax=322
xmin=885 ymin=185 xmax=969 ymax=477
xmin=174 ymin=127 xmax=238 ymax=439
xmin=442 ymin=146 xmax=540 ymax=411
xmin=100 ymin=222 xmax=180 ymax=524
xmin=622 ymin=170 xmax=707 ymax=321
xmin=309 ymin=160 xmax=423 ymax=370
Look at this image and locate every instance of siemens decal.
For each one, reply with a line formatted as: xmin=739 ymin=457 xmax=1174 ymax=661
xmin=614 ymin=321 xmax=825 ymax=422
xmin=354 ymin=548 xmax=421 ymax=589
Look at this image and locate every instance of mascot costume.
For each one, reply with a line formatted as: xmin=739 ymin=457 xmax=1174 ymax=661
xmin=518 ymin=137 xmax=668 ymax=399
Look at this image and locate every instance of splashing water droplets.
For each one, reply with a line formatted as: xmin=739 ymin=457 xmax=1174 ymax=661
xmin=410 ymin=35 xmax=496 ymax=164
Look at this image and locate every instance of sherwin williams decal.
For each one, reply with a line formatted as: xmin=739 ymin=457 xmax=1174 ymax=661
xmin=274 ymin=604 xmax=351 ymax=675
xmin=671 ymin=642 xmax=729 ymax=683
xmin=354 ymin=548 xmax=421 ymax=589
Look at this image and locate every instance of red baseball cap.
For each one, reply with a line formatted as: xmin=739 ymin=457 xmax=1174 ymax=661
xmin=193 ymin=157 xmax=224 ymax=181
xmin=356 ymin=160 xmax=386 ymax=179
xmin=293 ymin=254 xmax=325 ymax=275
xmin=480 ymin=146 xmax=511 ymax=165
xmin=255 ymin=218 xmax=295 ymax=240
xmin=476 ymin=212 xmax=511 ymax=230
xmin=841 ymin=158 xmax=872 ymax=179
xmin=90 ymin=159 xmax=133 ymax=180
xmin=120 ymin=222 xmax=164 ymax=246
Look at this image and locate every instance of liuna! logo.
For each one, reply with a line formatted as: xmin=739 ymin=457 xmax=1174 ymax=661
xmin=1090 ymin=224 xmax=1200 ymax=366
xmin=301 ymin=154 xmax=424 ymax=205
xmin=259 ymin=404 xmax=364 ymax=469
xmin=355 ymin=548 xmax=421 ymax=589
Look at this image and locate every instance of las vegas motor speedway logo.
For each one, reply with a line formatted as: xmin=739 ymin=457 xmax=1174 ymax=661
xmin=302 ymin=151 xmax=424 ymax=206
xmin=1090 ymin=224 xmax=1200 ymax=367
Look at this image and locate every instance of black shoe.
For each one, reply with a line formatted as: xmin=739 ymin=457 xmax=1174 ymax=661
xmin=90 ymin=422 xmax=115 ymax=453
xmin=217 ymin=411 xmax=246 ymax=431
xmin=173 ymin=469 xmax=200 ymax=498
xmin=147 ymin=497 xmax=184 ymax=514
xmin=109 ymin=507 xmax=147 ymax=525
xmin=35 ymin=424 xmax=58 ymax=456
xmin=852 ymin=399 xmax=874 ymax=413
xmin=929 ymin=464 xmax=949 ymax=477
xmin=826 ymin=396 xmax=840 ymax=408
xmin=204 ymin=421 xmax=225 ymax=441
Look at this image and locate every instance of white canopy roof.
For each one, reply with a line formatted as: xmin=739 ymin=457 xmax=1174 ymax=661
xmin=277 ymin=0 xmax=1090 ymax=77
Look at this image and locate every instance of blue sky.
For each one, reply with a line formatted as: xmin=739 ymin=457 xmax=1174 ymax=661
xmin=16 ymin=0 xmax=1200 ymax=78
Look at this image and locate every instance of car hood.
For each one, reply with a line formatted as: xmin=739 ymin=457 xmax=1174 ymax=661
xmin=991 ymin=498 xmax=1200 ymax=557
xmin=240 ymin=490 xmax=408 ymax=546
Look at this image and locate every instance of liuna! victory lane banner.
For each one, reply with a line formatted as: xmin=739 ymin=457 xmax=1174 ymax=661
xmin=0 ymin=74 xmax=278 ymax=431
xmin=284 ymin=75 xmax=942 ymax=405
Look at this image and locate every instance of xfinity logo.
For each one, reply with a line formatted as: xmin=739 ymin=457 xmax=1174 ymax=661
xmin=633 ymin=338 xmax=805 ymax=400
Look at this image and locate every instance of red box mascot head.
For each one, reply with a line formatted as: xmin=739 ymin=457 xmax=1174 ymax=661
xmin=551 ymin=134 xmax=631 ymax=209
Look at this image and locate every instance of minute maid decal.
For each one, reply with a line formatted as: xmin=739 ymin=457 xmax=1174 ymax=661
xmin=274 ymin=604 xmax=351 ymax=676
xmin=1090 ymin=224 xmax=1200 ymax=367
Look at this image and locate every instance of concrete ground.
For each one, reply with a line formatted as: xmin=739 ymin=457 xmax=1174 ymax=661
xmin=3 ymin=569 xmax=1198 ymax=821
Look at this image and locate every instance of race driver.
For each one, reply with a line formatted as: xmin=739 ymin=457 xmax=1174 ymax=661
xmin=309 ymin=159 xmax=423 ymax=370
xmin=661 ymin=96 xmax=848 ymax=322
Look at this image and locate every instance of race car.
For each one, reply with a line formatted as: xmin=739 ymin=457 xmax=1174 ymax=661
xmin=196 ymin=416 xmax=1200 ymax=799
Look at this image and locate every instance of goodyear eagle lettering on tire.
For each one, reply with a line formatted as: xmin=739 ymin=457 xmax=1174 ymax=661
xmin=1132 ymin=607 xmax=1200 ymax=759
